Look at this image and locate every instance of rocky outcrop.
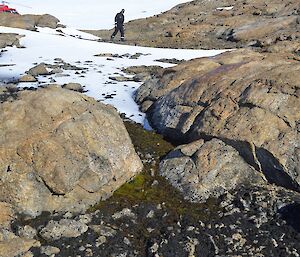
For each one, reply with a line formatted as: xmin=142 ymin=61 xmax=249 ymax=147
xmin=0 ymin=13 xmax=60 ymax=30
xmin=160 ymin=139 xmax=265 ymax=202
xmin=87 ymin=0 xmax=300 ymax=52
xmin=0 ymin=33 xmax=23 ymax=49
xmin=136 ymin=49 xmax=300 ymax=194
xmin=0 ymin=86 xmax=143 ymax=216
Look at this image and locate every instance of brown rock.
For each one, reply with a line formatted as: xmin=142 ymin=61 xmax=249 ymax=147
xmin=138 ymin=49 xmax=300 ymax=191
xmin=18 ymin=74 xmax=37 ymax=83
xmin=0 ymin=33 xmax=23 ymax=49
xmin=0 ymin=238 xmax=40 ymax=257
xmin=0 ymin=87 xmax=143 ymax=216
xmin=85 ymin=0 xmax=300 ymax=51
xmin=0 ymin=13 xmax=60 ymax=31
xmin=0 ymin=202 xmax=15 ymax=229
xmin=27 ymin=63 xmax=50 ymax=76
xmin=62 ymin=82 xmax=84 ymax=92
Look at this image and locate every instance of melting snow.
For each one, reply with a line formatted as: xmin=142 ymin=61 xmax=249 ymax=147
xmin=0 ymin=0 xmax=230 ymax=127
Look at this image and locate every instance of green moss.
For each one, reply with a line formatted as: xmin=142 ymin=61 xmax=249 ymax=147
xmin=88 ymin=120 xmax=221 ymax=221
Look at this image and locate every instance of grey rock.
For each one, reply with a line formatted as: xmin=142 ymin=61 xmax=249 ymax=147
xmin=17 ymin=225 xmax=37 ymax=239
xmin=89 ymin=224 xmax=117 ymax=237
xmin=40 ymin=246 xmax=60 ymax=256
xmin=40 ymin=219 xmax=88 ymax=240
xmin=160 ymin=139 xmax=265 ymax=202
xmin=62 ymin=83 xmax=84 ymax=92
xmin=112 ymin=208 xmax=137 ymax=220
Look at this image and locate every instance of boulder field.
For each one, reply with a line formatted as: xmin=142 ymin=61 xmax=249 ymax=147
xmin=0 ymin=1 xmax=299 ymax=255
xmin=0 ymin=86 xmax=143 ymax=216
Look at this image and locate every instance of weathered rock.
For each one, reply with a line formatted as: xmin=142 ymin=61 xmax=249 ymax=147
xmin=62 ymin=82 xmax=84 ymax=92
xmin=40 ymin=246 xmax=60 ymax=256
xmin=160 ymin=139 xmax=265 ymax=202
xmin=0 ymin=33 xmax=23 ymax=48
xmin=0 ymin=202 xmax=15 ymax=229
xmin=0 ymin=13 xmax=60 ymax=31
xmin=109 ymin=76 xmax=134 ymax=82
xmin=17 ymin=225 xmax=37 ymax=239
xmin=90 ymin=224 xmax=117 ymax=237
xmin=0 ymin=238 xmax=40 ymax=257
xmin=27 ymin=63 xmax=51 ymax=76
xmin=231 ymin=16 xmax=298 ymax=43
xmin=18 ymin=74 xmax=37 ymax=83
xmin=0 ymin=87 xmax=143 ymax=216
xmin=137 ymin=49 xmax=300 ymax=192
xmin=40 ymin=219 xmax=88 ymax=240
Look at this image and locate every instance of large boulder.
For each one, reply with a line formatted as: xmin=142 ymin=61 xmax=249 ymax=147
xmin=160 ymin=139 xmax=265 ymax=202
xmin=0 ymin=33 xmax=23 ymax=49
xmin=0 ymin=13 xmax=60 ymax=31
xmin=137 ymin=49 xmax=300 ymax=192
xmin=0 ymin=86 xmax=143 ymax=216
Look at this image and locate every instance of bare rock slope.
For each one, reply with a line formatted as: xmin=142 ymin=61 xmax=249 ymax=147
xmin=87 ymin=0 xmax=300 ymax=52
xmin=0 ymin=86 xmax=143 ymax=216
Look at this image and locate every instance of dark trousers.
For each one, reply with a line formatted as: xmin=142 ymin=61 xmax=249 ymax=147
xmin=111 ymin=24 xmax=124 ymax=40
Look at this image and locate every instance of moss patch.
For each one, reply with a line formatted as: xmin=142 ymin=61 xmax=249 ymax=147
xmin=88 ymin=120 xmax=221 ymax=221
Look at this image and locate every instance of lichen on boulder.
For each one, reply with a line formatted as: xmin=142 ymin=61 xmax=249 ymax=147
xmin=0 ymin=86 xmax=143 ymax=217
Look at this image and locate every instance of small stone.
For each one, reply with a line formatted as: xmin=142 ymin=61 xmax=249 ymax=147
xmin=150 ymin=242 xmax=159 ymax=253
xmin=146 ymin=210 xmax=155 ymax=219
xmin=79 ymin=246 xmax=85 ymax=251
xmin=112 ymin=208 xmax=136 ymax=220
xmin=123 ymin=237 xmax=131 ymax=245
xmin=79 ymin=214 xmax=92 ymax=224
xmin=96 ymin=236 xmax=107 ymax=247
xmin=40 ymin=246 xmax=60 ymax=256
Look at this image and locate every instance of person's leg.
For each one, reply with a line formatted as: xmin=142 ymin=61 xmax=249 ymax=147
xmin=120 ymin=26 xmax=125 ymax=41
xmin=111 ymin=27 xmax=119 ymax=39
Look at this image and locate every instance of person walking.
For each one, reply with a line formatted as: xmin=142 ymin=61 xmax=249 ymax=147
xmin=111 ymin=9 xmax=125 ymax=41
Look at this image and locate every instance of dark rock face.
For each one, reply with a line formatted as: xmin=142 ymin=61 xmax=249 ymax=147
xmin=136 ymin=49 xmax=300 ymax=193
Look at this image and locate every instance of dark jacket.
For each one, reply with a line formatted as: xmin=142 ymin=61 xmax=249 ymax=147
xmin=115 ymin=12 xmax=124 ymax=26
